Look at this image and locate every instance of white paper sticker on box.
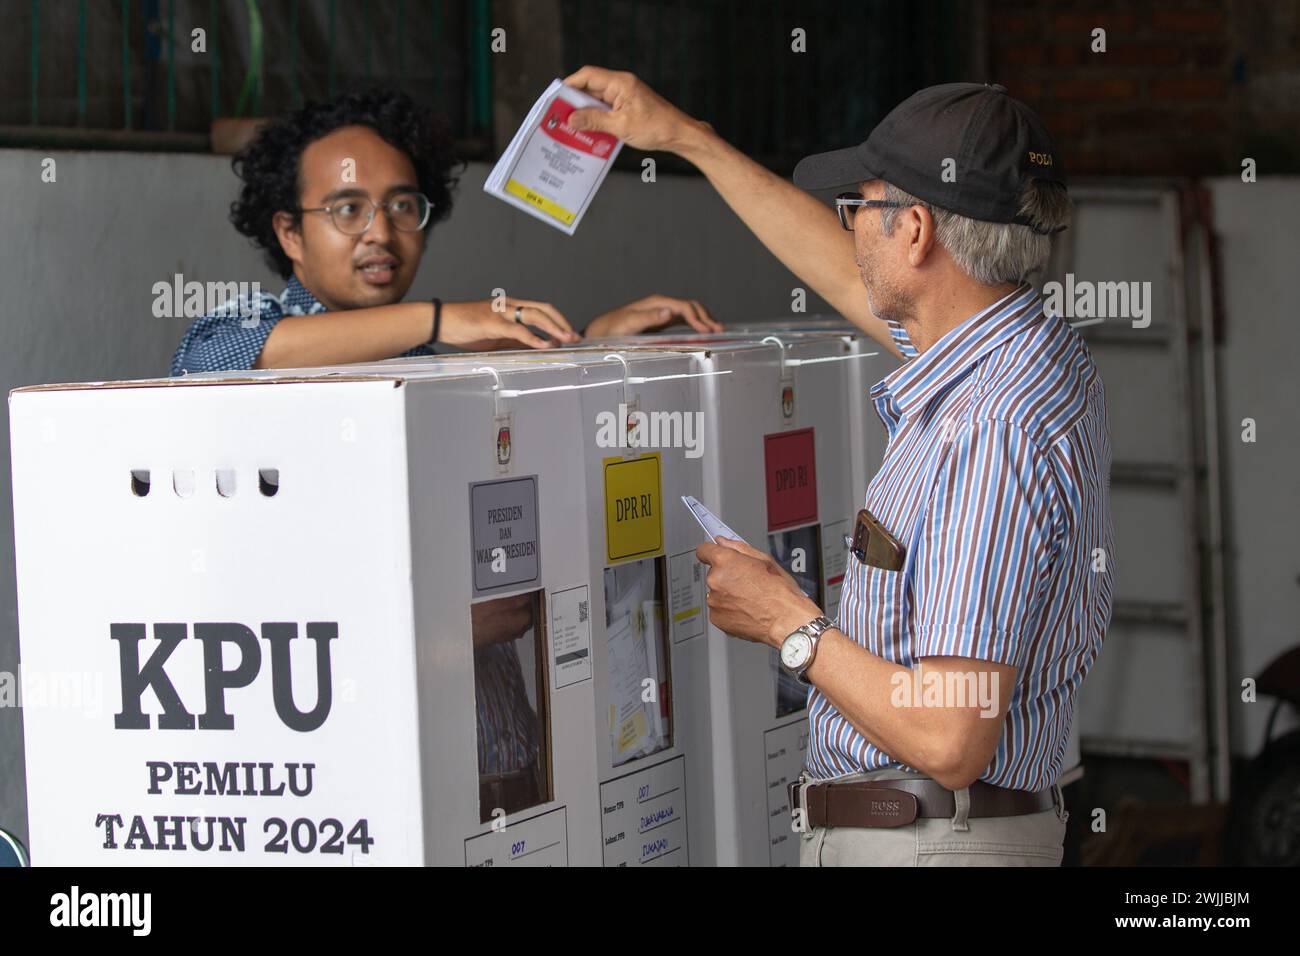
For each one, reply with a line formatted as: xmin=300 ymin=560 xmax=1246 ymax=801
xmin=549 ymin=584 xmax=592 ymax=689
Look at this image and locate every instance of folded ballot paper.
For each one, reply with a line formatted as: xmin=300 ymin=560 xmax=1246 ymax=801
xmin=483 ymin=79 xmax=623 ymax=235
xmin=682 ymin=495 xmax=748 ymax=545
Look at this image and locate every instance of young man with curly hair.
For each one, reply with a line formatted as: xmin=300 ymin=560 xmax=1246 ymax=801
xmin=170 ymin=88 xmax=719 ymax=375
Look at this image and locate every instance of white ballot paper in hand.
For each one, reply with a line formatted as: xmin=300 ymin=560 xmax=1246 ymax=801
xmin=682 ymin=495 xmax=747 ymax=544
xmin=483 ymin=79 xmax=623 ymax=235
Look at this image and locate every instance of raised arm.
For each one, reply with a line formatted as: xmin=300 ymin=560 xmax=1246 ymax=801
xmin=564 ymin=66 xmax=900 ymax=358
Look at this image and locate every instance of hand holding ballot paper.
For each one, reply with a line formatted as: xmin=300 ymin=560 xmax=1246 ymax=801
xmin=685 ymin=496 xmax=824 ymax=649
xmin=485 ymin=79 xmax=622 ymax=235
xmin=559 ymin=65 xmax=902 ymax=355
xmin=483 ymin=80 xmax=723 ymax=336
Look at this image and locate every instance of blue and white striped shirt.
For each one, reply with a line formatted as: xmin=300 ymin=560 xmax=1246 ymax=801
xmin=808 ymin=283 xmax=1114 ymax=791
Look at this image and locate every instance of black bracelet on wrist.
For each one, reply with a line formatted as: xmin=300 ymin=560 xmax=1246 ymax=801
xmin=427 ymin=297 xmax=442 ymax=348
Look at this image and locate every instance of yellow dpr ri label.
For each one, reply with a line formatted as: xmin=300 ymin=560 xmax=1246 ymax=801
xmin=604 ymin=453 xmax=663 ymax=562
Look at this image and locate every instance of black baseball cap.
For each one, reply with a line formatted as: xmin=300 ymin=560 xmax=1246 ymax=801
xmin=793 ymin=82 xmax=1066 ymax=231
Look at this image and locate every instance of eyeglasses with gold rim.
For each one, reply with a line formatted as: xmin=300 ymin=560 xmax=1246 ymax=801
xmin=300 ymin=191 xmax=433 ymax=235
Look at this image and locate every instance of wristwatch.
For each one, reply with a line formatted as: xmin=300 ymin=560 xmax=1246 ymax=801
xmin=779 ymin=616 xmax=835 ymax=684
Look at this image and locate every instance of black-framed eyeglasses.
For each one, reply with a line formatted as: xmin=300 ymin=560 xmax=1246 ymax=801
xmin=834 ymin=193 xmax=912 ymax=232
xmin=300 ymin=191 xmax=432 ymax=235
xmin=835 ymin=191 xmax=1068 ymax=235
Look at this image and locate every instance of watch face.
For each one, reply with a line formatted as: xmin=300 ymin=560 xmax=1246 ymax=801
xmin=781 ymin=631 xmax=812 ymax=670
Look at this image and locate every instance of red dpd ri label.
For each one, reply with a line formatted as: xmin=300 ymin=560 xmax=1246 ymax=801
xmin=764 ymin=428 xmax=818 ymax=531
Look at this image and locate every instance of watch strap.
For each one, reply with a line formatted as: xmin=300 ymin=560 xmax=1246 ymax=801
xmin=785 ymin=616 xmax=835 ymax=684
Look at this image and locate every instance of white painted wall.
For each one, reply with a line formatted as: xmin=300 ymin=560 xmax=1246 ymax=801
xmin=0 ymin=148 xmax=826 ymax=849
xmin=1209 ymin=177 xmax=1300 ymax=757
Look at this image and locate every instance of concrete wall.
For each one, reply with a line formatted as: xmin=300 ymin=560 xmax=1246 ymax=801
xmin=0 ymin=148 xmax=826 ymax=848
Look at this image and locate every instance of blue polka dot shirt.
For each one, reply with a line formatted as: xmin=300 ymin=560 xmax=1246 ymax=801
xmin=169 ymin=276 xmax=436 ymax=376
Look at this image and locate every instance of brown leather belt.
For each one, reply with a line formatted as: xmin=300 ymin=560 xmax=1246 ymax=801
xmin=789 ymin=775 xmax=1057 ymax=829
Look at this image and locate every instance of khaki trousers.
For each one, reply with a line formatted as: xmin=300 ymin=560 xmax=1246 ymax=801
xmin=798 ymin=768 xmax=1068 ymax=867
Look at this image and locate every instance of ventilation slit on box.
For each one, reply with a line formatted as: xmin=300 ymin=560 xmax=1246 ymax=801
xmin=129 ymin=469 xmax=150 ymax=497
xmin=172 ymin=469 xmax=196 ymax=498
xmin=258 ymin=468 xmax=279 ymax=497
xmin=215 ymin=469 xmax=237 ymax=498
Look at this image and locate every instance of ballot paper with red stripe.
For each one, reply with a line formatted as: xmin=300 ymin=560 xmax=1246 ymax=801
xmin=484 ymin=79 xmax=623 ymax=235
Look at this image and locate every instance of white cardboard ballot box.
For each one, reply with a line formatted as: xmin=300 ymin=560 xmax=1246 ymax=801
xmin=8 ymin=360 xmax=622 ymax=866
xmin=343 ymin=347 xmax=720 ymax=866
xmin=579 ymin=333 xmax=865 ymax=866
xmin=545 ymin=348 xmax=716 ymax=866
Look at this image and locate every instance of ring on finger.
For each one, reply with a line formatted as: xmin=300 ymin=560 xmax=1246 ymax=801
xmin=514 ymin=306 xmax=524 ymax=324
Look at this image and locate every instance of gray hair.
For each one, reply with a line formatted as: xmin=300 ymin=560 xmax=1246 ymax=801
xmin=878 ymin=180 xmax=1072 ymax=285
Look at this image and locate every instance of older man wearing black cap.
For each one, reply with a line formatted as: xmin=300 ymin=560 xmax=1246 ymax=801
xmin=566 ymin=67 xmax=1113 ymax=867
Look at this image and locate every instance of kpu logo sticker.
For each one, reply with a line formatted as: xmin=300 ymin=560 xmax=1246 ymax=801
xmin=497 ymin=423 xmax=512 ymax=466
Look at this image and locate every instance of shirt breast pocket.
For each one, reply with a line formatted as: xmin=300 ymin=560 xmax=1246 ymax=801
xmin=835 ymin=556 xmax=910 ymax=654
